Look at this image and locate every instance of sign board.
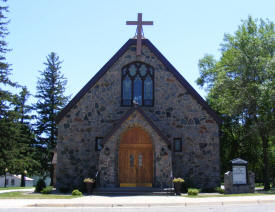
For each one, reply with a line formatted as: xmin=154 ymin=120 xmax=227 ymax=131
xmin=232 ymin=165 xmax=247 ymax=184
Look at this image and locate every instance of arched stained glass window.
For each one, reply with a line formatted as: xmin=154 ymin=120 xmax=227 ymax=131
xmin=133 ymin=76 xmax=142 ymax=105
xmin=122 ymin=76 xmax=132 ymax=106
xmin=121 ymin=62 xmax=154 ymax=106
xmin=144 ymin=76 xmax=153 ymax=106
xmin=129 ymin=64 xmax=136 ymax=76
xmin=140 ymin=64 xmax=147 ymax=76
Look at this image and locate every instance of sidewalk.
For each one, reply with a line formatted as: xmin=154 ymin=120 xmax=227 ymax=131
xmin=0 ymin=194 xmax=275 ymax=208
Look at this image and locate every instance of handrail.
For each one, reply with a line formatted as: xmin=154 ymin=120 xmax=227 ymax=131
xmin=94 ymin=170 xmax=100 ymax=187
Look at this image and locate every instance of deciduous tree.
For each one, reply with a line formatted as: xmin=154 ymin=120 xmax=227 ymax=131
xmin=197 ymin=16 xmax=275 ymax=189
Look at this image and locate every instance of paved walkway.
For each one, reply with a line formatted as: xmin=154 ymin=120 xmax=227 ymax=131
xmin=0 ymin=193 xmax=275 ymax=208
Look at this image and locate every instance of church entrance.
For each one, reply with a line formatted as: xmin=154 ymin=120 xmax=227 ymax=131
xmin=119 ymin=127 xmax=153 ymax=187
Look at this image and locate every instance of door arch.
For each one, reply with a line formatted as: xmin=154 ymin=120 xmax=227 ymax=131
xmin=119 ymin=127 xmax=153 ymax=187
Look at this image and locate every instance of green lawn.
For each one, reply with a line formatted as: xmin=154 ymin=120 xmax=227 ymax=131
xmin=0 ymin=187 xmax=34 ymax=191
xmin=256 ymin=189 xmax=275 ymax=194
xmin=0 ymin=191 xmax=79 ymax=199
xmin=185 ymin=189 xmax=275 ymax=198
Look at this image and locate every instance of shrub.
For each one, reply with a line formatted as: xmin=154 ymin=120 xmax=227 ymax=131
xmin=215 ymin=187 xmax=225 ymax=194
xmin=41 ymin=186 xmax=53 ymax=194
xmin=188 ymin=188 xmax=199 ymax=196
xmin=35 ymin=179 xmax=46 ymax=193
xmin=72 ymin=189 xmax=83 ymax=196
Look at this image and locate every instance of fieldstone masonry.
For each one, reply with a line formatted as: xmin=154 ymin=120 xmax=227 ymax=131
xmin=56 ymin=40 xmax=220 ymax=190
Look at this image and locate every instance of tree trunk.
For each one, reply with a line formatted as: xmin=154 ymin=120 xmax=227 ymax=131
xmin=20 ymin=173 xmax=25 ymax=187
xmin=260 ymin=131 xmax=270 ymax=190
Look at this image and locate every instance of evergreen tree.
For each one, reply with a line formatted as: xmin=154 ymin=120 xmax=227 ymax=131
xmin=0 ymin=1 xmax=40 ymax=180
xmin=35 ymin=52 xmax=69 ymax=184
xmin=0 ymin=0 xmax=20 ymax=175
xmin=197 ymin=16 xmax=275 ymax=189
xmin=13 ymin=87 xmax=40 ymax=186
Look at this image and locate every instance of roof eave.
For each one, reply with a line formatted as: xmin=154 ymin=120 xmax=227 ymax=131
xmin=56 ymin=39 xmax=136 ymax=123
xmin=143 ymin=39 xmax=222 ymax=125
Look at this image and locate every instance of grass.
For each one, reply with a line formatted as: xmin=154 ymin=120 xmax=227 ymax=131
xmin=256 ymin=189 xmax=275 ymax=194
xmin=0 ymin=191 xmax=79 ymax=199
xmin=0 ymin=187 xmax=34 ymax=191
xmin=184 ymin=189 xmax=275 ymax=198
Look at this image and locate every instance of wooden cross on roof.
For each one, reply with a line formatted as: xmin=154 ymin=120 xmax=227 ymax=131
xmin=126 ymin=13 xmax=153 ymax=56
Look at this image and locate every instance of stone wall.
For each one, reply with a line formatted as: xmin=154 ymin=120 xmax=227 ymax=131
xmin=56 ymin=42 xmax=220 ymax=190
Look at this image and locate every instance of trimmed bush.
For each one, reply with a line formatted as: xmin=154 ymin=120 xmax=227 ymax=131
xmin=41 ymin=186 xmax=53 ymax=194
xmin=215 ymin=187 xmax=225 ymax=194
xmin=188 ymin=188 xmax=199 ymax=196
xmin=72 ymin=189 xmax=82 ymax=196
xmin=35 ymin=179 xmax=46 ymax=193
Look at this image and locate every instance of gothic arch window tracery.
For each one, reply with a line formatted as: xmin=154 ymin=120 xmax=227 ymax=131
xmin=121 ymin=62 xmax=154 ymax=106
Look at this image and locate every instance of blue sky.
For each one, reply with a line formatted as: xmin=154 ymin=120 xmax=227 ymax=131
xmin=6 ymin=0 xmax=275 ymax=103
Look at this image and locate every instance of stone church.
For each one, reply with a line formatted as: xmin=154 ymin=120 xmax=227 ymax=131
xmin=55 ymin=14 xmax=221 ymax=190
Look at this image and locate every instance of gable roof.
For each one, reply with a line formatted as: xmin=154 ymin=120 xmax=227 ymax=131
xmin=101 ymin=105 xmax=171 ymax=147
xmin=56 ymin=39 xmax=221 ymax=124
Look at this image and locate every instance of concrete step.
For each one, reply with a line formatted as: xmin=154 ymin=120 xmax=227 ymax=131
xmin=93 ymin=187 xmax=175 ymax=196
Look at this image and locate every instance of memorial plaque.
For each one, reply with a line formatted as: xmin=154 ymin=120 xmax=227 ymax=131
xmin=232 ymin=165 xmax=247 ymax=184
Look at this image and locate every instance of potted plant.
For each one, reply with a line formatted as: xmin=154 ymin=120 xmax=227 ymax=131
xmin=83 ymin=178 xmax=95 ymax=194
xmin=173 ymin=178 xmax=184 ymax=195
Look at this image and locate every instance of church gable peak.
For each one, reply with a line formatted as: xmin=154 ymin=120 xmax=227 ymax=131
xmin=56 ymin=39 xmax=221 ymax=124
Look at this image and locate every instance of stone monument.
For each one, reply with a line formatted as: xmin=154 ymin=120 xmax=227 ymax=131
xmin=224 ymin=158 xmax=255 ymax=194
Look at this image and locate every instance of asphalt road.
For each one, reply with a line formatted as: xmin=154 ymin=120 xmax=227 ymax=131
xmin=1 ymin=203 xmax=275 ymax=212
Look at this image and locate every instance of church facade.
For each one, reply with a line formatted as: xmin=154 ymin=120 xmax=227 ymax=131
xmin=55 ymin=39 xmax=221 ymax=190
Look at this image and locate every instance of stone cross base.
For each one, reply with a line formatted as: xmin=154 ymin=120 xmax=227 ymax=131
xmin=224 ymin=171 xmax=255 ymax=194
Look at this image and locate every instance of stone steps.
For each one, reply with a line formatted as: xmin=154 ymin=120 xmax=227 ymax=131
xmin=93 ymin=187 xmax=175 ymax=196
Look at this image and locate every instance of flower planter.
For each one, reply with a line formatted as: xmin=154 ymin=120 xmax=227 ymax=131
xmin=174 ymin=182 xmax=182 ymax=195
xmin=83 ymin=178 xmax=95 ymax=194
xmin=85 ymin=182 xmax=94 ymax=194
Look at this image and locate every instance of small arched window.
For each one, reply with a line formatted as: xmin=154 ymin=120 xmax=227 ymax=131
xmin=121 ymin=62 xmax=154 ymax=106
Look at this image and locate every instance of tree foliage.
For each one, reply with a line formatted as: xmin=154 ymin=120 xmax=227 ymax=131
xmin=0 ymin=0 xmax=41 ymax=179
xmin=35 ymin=52 xmax=69 ymax=181
xmin=14 ymin=87 xmax=41 ymax=184
xmin=0 ymin=0 xmax=20 ymax=175
xmin=197 ymin=16 xmax=275 ymax=189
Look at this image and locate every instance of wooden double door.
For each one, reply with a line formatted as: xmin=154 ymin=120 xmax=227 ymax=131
xmin=119 ymin=127 xmax=153 ymax=187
